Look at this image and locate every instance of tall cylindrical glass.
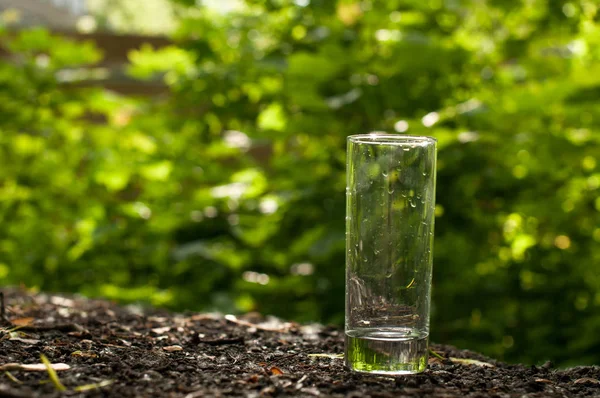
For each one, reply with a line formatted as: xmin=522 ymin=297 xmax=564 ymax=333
xmin=345 ymin=134 xmax=437 ymax=374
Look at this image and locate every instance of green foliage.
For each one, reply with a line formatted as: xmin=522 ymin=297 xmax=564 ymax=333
xmin=1 ymin=0 xmax=600 ymax=367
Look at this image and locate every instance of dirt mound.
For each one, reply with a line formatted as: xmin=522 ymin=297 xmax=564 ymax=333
xmin=1 ymin=290 xmax=598 ymax=397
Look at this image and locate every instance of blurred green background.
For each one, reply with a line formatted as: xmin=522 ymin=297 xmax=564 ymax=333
xmin=0 ymin=0 xmax=599 ymax=367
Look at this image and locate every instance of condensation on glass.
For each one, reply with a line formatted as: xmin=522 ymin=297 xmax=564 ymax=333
xmin=345 ymin=133 xmax=437 ymax=374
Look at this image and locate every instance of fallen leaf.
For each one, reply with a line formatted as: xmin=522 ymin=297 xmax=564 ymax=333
xmin=147 ymin=317 xmax=168 ymax=323
xmin=300 ymin=386 xmax=321 ymax=396
xmin=71 ymin=350 xmax=98 ymax=358
xmin=260 ymin=386 xmax=276 ymax=395
xmin=225 ymin=314 xmax=293 ymax=332
xmin=68 ymin=331 xmax=90 ymax=338
xmin=9 ymin=337 xmax=40 ymax=345
xmin=11 ymin=318 xmax=34 ymax=326
xmin=307 ymin=353 xmax=344 ymax=359
xmin=189 ymin=313 xmax=219 ymax=322
xmin=184 ymin=390 xmax=204 ymax=398
xmin=163 ymin=345 xmax=183 ymax=352
xmin=535 ymin=378 xmax=553 ymax=384
xmin=270 ymin=366 xmax=284 ymax=375
xmin=449 ymin=357 xmax=495 ymax=367
xmin=574 ymin=378 xmax=600 ymax=385
xmin=152 ymin=326 xmax=171 ymax=334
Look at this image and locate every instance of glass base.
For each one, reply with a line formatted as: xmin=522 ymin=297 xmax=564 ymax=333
xmin=345 ymin=328 xmax=428 ymax=375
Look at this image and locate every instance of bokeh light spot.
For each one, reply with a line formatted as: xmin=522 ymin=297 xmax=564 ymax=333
xmin=554 ymin=235 xmax=571 ymax=250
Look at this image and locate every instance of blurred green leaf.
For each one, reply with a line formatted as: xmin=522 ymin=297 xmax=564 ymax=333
xmin=1 ymin=1 xmax=600 ymax=369
xmin=257 ymin=103 xmax=287 ymax=132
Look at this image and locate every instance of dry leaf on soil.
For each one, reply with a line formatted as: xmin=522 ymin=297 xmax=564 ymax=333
xmin=11 ymin=317 xmax=34 ymax=326
xmin=449 ymin=357 xmax=495 ymax=367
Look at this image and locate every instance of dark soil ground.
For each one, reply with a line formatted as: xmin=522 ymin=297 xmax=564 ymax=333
xmin=0 ymin=289 xmax=599 ymax=397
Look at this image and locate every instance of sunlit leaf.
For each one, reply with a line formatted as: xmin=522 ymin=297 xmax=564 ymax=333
xmin=257 ymin=103 xmax=287 ymax=132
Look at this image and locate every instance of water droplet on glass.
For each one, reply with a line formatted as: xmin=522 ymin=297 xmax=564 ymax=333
xmin=403 ymin=147 xmax=410 ymax=152
xmin=388 ymin=188 xmax=394 ymax=194
xmin=382 ymin=171 xmax=388 ymax=177
xmin=410 ymin=200 xmax=417 ymax=208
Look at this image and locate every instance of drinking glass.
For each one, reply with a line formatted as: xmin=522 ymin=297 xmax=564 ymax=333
xmin=345 ymin=133 xmax=437 ymax=374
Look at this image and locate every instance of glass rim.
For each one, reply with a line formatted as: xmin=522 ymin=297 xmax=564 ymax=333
xmin=347 ymin=133 xmax=437 ymax=146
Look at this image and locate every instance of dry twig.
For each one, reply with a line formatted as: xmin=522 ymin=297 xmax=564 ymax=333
xmin=0 ymin=363 xmax=70 ymax=372
xmin=0 ymin=292 xmax=9 ymax=324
